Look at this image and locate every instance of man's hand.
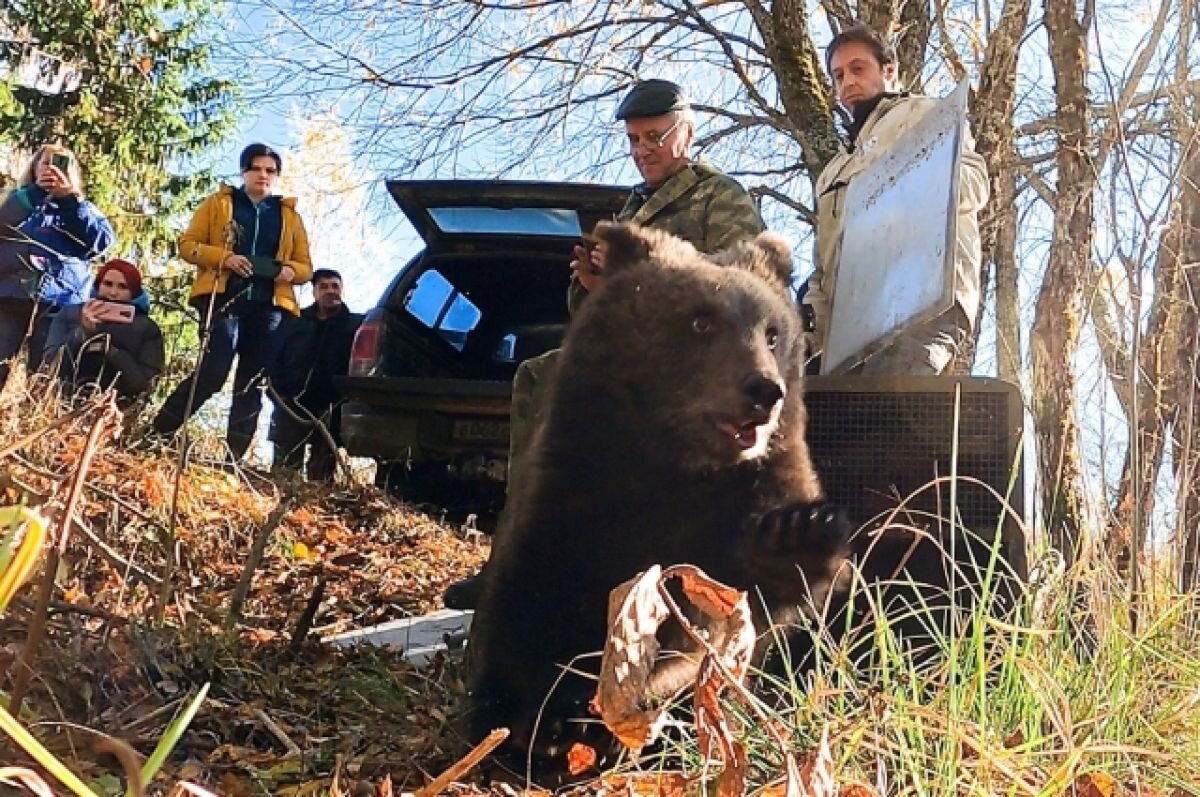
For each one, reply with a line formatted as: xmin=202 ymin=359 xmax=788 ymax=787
xmin=569 ymin=241 xmax=607 ymax=294
xmin=221 ymin=254 xmax=253 ymax=277
xmin=275 ymin=265 xmax=295 ymax=284
xmin=36 ymin=166 xmax=76 ymax=200
xmin=80 ymin=300 xmax=104 ymax=333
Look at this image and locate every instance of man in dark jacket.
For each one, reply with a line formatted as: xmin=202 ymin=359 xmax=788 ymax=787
xmin=270 ymin=268 xmax=362 ymax=481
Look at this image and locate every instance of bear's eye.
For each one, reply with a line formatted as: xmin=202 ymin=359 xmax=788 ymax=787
xmin=765 ymin=327 xmax=779 ymax=349
xmin=692 ymin=313 xmax=713 ymax=335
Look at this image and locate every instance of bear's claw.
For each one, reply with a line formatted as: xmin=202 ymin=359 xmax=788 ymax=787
xmin=755 ymin=500 xmax=851 ymax=557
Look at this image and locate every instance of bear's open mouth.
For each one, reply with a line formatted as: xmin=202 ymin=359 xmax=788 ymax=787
xmin=715 ymin=419 xmax=769 ymax=450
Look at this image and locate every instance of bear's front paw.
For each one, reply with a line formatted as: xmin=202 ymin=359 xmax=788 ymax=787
xmin=527 ymin=695 xmax=617 ymax=783
xmin=754 ymin=500 xmax=851 ymax=558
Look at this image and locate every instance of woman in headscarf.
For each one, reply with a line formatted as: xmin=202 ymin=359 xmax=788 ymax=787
xmin=43 ymin=258 xmax=164 ymax=403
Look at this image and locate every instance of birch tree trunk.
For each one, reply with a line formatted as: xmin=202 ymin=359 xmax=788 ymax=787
xmin=1030 ymin=0 xmax=1094 ymax=562
xmin=968 ymin=0 xmax=1033 ymax=380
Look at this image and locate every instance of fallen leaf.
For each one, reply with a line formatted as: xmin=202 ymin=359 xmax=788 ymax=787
xmin=837 ymin=785 xmax=879 ymax=797
xmin=694 ymin=657 xmax=745 ymax=797
xmin=795 ymin=725 xmax=835 ymax=797
xmin=218 ymin=772 xmax=254 ymax=797
xmin=1075 ymin=773 xmax=1117 ymax=797
xmin=593 ymin=772 xmax=688 ymax=797
xmin=592 ymin=565 xmax=672 ymax=750
xmin=566 ymin=742 xmax=598 ymax=776
xmin=593 ymin=564 xmax=756 ymax=753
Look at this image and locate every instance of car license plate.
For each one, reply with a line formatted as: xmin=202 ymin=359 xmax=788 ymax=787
xmin=452 ymin=418 xmax=510 ymax=443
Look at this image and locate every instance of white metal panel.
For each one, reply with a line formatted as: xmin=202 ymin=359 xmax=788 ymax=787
xmin=822 ymin=81 xmax=969 ymax=374
xmin=323 ymin=608 xmax=473 ymax=665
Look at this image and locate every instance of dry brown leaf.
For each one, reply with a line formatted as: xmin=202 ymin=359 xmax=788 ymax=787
xmin=667 ymin=565 xmax=756 ymax=682
xmin=592 ymin=565 xmax=672 ymax=750
xmin=1004 ymin=729 xmax=1026 ymax=748
xmin=677 ymin=568 xmax=745 ymax=618
xmin=694 ymin=657 xmax=747 ymax=797
xmin=838 ymin=785 xmax=880 ymax=797
xmin=566 ymin=741 xmax=598 ymax=776
xmin=218 ymin=772 xmax=255 ymax=797
xmin=592 ymin=772 xmax=688 ymax=797
xmin=377 ymin=774 xmax=394 ymax=797
xmin=1074 ymin=773 xmax=1118 ymax=797
xmin=795 ymin=725 xmax=835 ymax=797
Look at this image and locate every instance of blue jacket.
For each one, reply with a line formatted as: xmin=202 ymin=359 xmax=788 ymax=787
xmin=0 ymin=185 xmax=116 ymax=305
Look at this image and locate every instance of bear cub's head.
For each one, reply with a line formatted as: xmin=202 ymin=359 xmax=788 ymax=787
xmin=564 ymin=222 xmax=803 ymax=470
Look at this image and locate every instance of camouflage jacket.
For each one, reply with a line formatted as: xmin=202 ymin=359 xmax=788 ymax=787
xmin=514 ymin=163 xmax=763 ymax=489
xmin=568 ymin=161 xmax=763 ymax=313
xmin=616 ymin=161 xmax=764 ymax=250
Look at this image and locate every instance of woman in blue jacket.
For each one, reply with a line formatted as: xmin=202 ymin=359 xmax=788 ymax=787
xmin=0 ymin=144 xmax=116 ymax=394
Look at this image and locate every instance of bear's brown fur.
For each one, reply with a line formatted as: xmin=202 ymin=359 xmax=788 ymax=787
xmin=463 ymin=223 xmax=851 ymax=778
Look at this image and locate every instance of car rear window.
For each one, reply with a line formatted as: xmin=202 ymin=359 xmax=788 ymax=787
xmin=427 ymin=207 xmax=583 ymax=237
xmin=405 ymin=269 xmax=482 ymax=351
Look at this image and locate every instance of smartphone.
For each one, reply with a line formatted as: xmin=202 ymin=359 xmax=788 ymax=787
xmin=51 ymin=153 xmax=72 ymax=172
xmin=93 ymin=300 xmax=135 ymax=324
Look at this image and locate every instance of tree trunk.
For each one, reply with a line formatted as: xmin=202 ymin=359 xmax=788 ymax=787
xmin=992 ymin=174 xmax=1022 ymax=382
xmin=1030 ymin=0 xmax=1094 ymax=562
xmin=1174 ymin=146 xmax=1200 ymax=591
xmin=966 ymin=0 xmax=1032 ymax=378
xmin=1104 ymin=195 xmax=1191 ymax=570
xmin=895 ymin=0 xmax=932 ymax=91
xmin=756 ymin=0 xmax=841 ymax=177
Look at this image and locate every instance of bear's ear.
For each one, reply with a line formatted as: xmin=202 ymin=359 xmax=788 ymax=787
xmin=747 ymin=232 xmax=796 ymax=293
xmin=592 ymin=221 xmax=655 ymax=277
xmin=593 ymin=221 xmax=699 ymax=276
xmin=711 ymin=232 xmax=796 ymax=295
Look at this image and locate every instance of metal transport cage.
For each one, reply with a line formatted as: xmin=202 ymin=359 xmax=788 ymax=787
xmin=803 ymin=375 xmax=1027 ymax=578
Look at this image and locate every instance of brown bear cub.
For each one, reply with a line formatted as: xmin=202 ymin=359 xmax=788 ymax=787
xmin=463 ymin=223 xmax=851 ymax=779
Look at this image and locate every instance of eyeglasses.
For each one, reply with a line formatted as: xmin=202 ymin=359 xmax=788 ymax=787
xmin=244 ymin=165 xmax=278 ymax=175
xmin=628 ymin=119 xmax=682 ymax=150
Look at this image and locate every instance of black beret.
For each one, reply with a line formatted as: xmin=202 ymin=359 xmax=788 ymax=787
xmin=615 ymin=79 xmax=690 ymax=120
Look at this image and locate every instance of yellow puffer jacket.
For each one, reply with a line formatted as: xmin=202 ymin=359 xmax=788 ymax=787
xmin=178 ymin=185 xmax=313 ymax=316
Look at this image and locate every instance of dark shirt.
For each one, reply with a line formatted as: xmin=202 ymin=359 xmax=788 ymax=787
xmin=231 ymin=189 xmax=283 ymax=304
xmin=847 ymin=92 xmax=898 ymax=144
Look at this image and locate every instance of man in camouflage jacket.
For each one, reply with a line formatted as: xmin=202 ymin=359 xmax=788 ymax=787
xmin=445 ymin=79 xmax=764 ymax=609
xmin=510 ymin=79 xmax=765 ymax=484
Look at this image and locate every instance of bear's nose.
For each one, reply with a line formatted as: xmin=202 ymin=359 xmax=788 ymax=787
xmin=742 ymin=373 xmax=785 ymax=413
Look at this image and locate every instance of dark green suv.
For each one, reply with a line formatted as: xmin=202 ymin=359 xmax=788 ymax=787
xmin=338 ymin=180 xmax=628 ymax=510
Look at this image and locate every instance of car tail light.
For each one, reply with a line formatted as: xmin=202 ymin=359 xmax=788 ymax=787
xmin=349 ymin=314 xmax=382 ymax=376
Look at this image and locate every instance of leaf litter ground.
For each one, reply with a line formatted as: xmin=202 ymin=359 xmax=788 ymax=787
xmin=0 ymin=390 xmax=494 ymax=795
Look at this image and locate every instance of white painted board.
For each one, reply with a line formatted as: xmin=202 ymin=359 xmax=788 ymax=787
xmin=822 ymin=81 xmax=969 ymax=374
xmin=323 ymin=608 xmax=473 ymax=666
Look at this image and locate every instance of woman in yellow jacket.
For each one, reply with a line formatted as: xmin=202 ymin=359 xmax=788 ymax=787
xmin=153 ymin=143 xmax=312 ymax=460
